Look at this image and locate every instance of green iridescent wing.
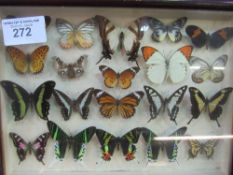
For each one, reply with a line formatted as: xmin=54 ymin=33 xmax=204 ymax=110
xmin=72 ymin=126 xmax=96 ymax=160
xmin=33 ymin=81 xmax=56 ymax=120
xmin=0 ymin=80 xmax=30 ymax=121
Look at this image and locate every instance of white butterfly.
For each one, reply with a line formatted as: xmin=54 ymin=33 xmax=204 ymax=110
xmin=190 ymin=55 xmax=228 ymax=83
xmin=141 ymin=45 xmax=193 ymax=84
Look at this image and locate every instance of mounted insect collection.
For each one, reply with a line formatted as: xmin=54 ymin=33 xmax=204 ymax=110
xmin=0 ymin=6 xmax=233 ymax=175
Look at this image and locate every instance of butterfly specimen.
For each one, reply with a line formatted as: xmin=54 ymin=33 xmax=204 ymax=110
xmin=56 ymin=17 xmax=95 ymax=49
xmin=185 ymin=25 xmax=233 ymax=48
xmin=0 ymin=80 xmax=55 ymax=121
xmin=188 ymin=139 xmax=218 ymax=159
xmin=6 ymin=45 xmax=49 ymax=74
xmin=141 ymin=127 xmax=187 ymax=162
xmin=144 ymin=85 xmax=187 ymax=124
xmin=190 ymin=55 xmax=228 ymax=83
xmin=188 ymin=87 xmax=233 ymax=127
xmin=94 ymin=89 xmax=144 ymax=118
xmin=53 ymin=88 xmax=94 ymax=120
xmin=10 ymin=132 xmax=50 ymax=164
xmin=99 ymin=65 xmax=140 ymax=89
xmin=141 ymin=45 xmax=193 ymax=84
xmin=53 ymin=55 xmax=87 ymax=79
xmin=149 ymin=17 xmax=187 ymax=42
xmin=96 ymin=128 xmax=141 ymax=161
xmin=47 ymin=121 xmax=96 ymax=160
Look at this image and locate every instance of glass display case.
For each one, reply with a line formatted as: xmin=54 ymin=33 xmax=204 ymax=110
xmin=0 ymin=1 xmax=233 ymax=175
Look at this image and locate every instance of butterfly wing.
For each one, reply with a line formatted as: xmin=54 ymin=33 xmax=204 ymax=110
xmin=143 ymin=86 xmax=163 ymax=122
xmin=96 ymin=129 xmax=117 ymax=161
xmin=167 ymin=17 xmax=187 ymax=42
xmin=120 ymin=128 xmax=141 ymax=161
xmin=141 ymin=46 xmax=166 ymax=84
xmin=0 ymin=81 xmax=30 ymax=121
xmin=94 ymin=89 xmax=117 ymax=118
xmin=168 ymin=45 xmax=193 ymax=83
xmin=149 ymin=18 xmax=167 ymax=42
xmin=164 ymin=127 xmax=187 ymax=162
xmin=209 ymin=27 xmax=233 ymax=49
xmin=53 ymin=89 xmax=73 ymax=121
xmin=141 ymin=127 xmax=160 ymax=161
xmin=119 ymin=66 xmax=140 ymax=89
xmin=185 ymin=25 xmax=207 ymax=48
xmin=188 ymin=139 xmax=201 ymax=158
xmin=9 ymin=132 xmax=28 ymax=162
xmin=32 ymin=133 xmax=50 ymax=164
xmin=166 ymin=85 xmax=187 ymax=124
xmin=203 ymin=140 xmax=218 ymax=158
xmin=72 ymin=126 xmax=96 ymax=160
xmin=99 ymin=65 xmax=118 ymax=88
xmin=29 ymin=45 xmax=49 ymax=74
xmin=208 ymin=87 xmax=233 ymax=127
xmin=118 ymin=91 xmax=144 ymax=118
xmin=74 ymin=88 xmax=94 ymax=119
xmin=47 ymin=121 xmax=69 ymax=159
xmin=6 ymin=46 xmax=28 ymax=73
xmin=188 ymin=87 xmax=206 ymax=124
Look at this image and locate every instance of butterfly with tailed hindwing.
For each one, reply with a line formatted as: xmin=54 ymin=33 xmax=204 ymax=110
xmin=94 ymin=89 xmax=144 ymax=118
xmin=141 ymin=127 xmax=187 ymax=162
xmin=144 ymin=85 xmax=187 ymax=124
xmin=0 ymin=80 xmax=55 ymax=121
xmin=141 ymin=45 xmax=193 ymax=84
xmin=99 ymin=65 xmax=140 ymax=89
xmin=6 ymin=45 xmax=49 ymax=74
xmin=53 ymin=88 xmax=94 ymax=120
xmin=186 ymin=25 xmax=233 ymax=48
xmin=47 ymin=121 xmax=96 ymax=160
xmin=96 ymin=128 xmax=141 ymax=161
xmin=9 ymin=132 xmax=50 ymax=164
xmin=188 ymin=87 xmax=233 ymax=127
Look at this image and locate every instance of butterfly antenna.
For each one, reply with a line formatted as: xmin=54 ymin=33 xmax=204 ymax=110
xmin=96 ymin=56 xmax=105 ymax=65
xmin=216 ymin=119 xmax=221 ymax=127
xmin=187 ymin=117 xmax=194 ymax=125
xmin=147 ymin=117 xmax=154 ymax=123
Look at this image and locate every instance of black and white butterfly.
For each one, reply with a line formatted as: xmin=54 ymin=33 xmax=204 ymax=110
xmin=144 ymin=85 xmax=187 ymax=124
xmin=53 ymin=88 xmax=94 ymax=120
xmin=149 ymin=17 xmax=187 ymax=42
xmin=10 ymin=132 xmax=50 ymax=164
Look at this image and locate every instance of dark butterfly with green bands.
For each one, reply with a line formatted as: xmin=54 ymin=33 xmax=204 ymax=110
xmin=47 ymin=121 xmax=96 ymax=160
xmin=96 ymin=128 xmax=141 ymax=161
xmin=141 ymin=127 xmax=187 ymax=162
xmin=0 ymin=80 xmax=55 ymax=121
xmin=10 ymin=132 xmax=50 ymax=164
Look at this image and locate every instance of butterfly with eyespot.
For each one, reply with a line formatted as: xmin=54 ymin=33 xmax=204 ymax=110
xmin=0 ymin=80 xmax=55 ymax=121
xmin=94 ymin=89 xmax=144 ymax=118
xmin=10 ymin=132 xmax=50 ymax=165
xmin=144 ymin=85 xmax=187 ymax=124
xmin=56 ymin=17 xmax=95 ymax=49
xmin=188 ymin=87 xmax=233 ymax=127
xmin=99 ymin=65 xmax=140 ymax=89
xmin=141 ymin=45 xmax=193 ymax=84
xmin=188 ymin=139 xmax=218 ymax=159
xmin=149 ymin=17 xmax=187 ymax=42
xmin=53 ymin=88 xmax=94 ymax=120
xmin=185 ymin=25 xmax=233 ymax=48
xmin=47 ymin=121 xmax=96 ymax=160
xmin=53 ymin=55 xmax=87 ymax=79
xmin=6 ymin=45 xmax=49 ymax=74
xmin=96 ymin=128 xmax=141 ymax=161
xmin=141 ymin=127 xmax=187 ymax=162
xmin=190 ymin=55 xmax=228 ymax=83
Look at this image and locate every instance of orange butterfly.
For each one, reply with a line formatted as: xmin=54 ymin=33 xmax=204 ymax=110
xmin=6 ymin=45 xmax=49 ymax=74
xmin=94 ymin=89 xmax=144 ymax=118
xmin=99 ymin=65 xmax=139 ymax=89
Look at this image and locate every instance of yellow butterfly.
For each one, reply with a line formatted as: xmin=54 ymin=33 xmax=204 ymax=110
xmin=6 ymin=45 xmax=49 ymax=74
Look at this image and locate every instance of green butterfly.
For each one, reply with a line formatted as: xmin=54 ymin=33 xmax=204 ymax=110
xmin=47 ymin=121 xmax=96 ymax=160
xmin=0 ymin=80 xmax=55 ymax=121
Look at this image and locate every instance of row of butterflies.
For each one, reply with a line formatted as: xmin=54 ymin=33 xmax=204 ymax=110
xmin=5 ymin=44 xmax=229 ymax=84
xmin=10 ymin=122 xmax=219 ymax=165
xmin=1 ymin=80 xmax=232 ymax=127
